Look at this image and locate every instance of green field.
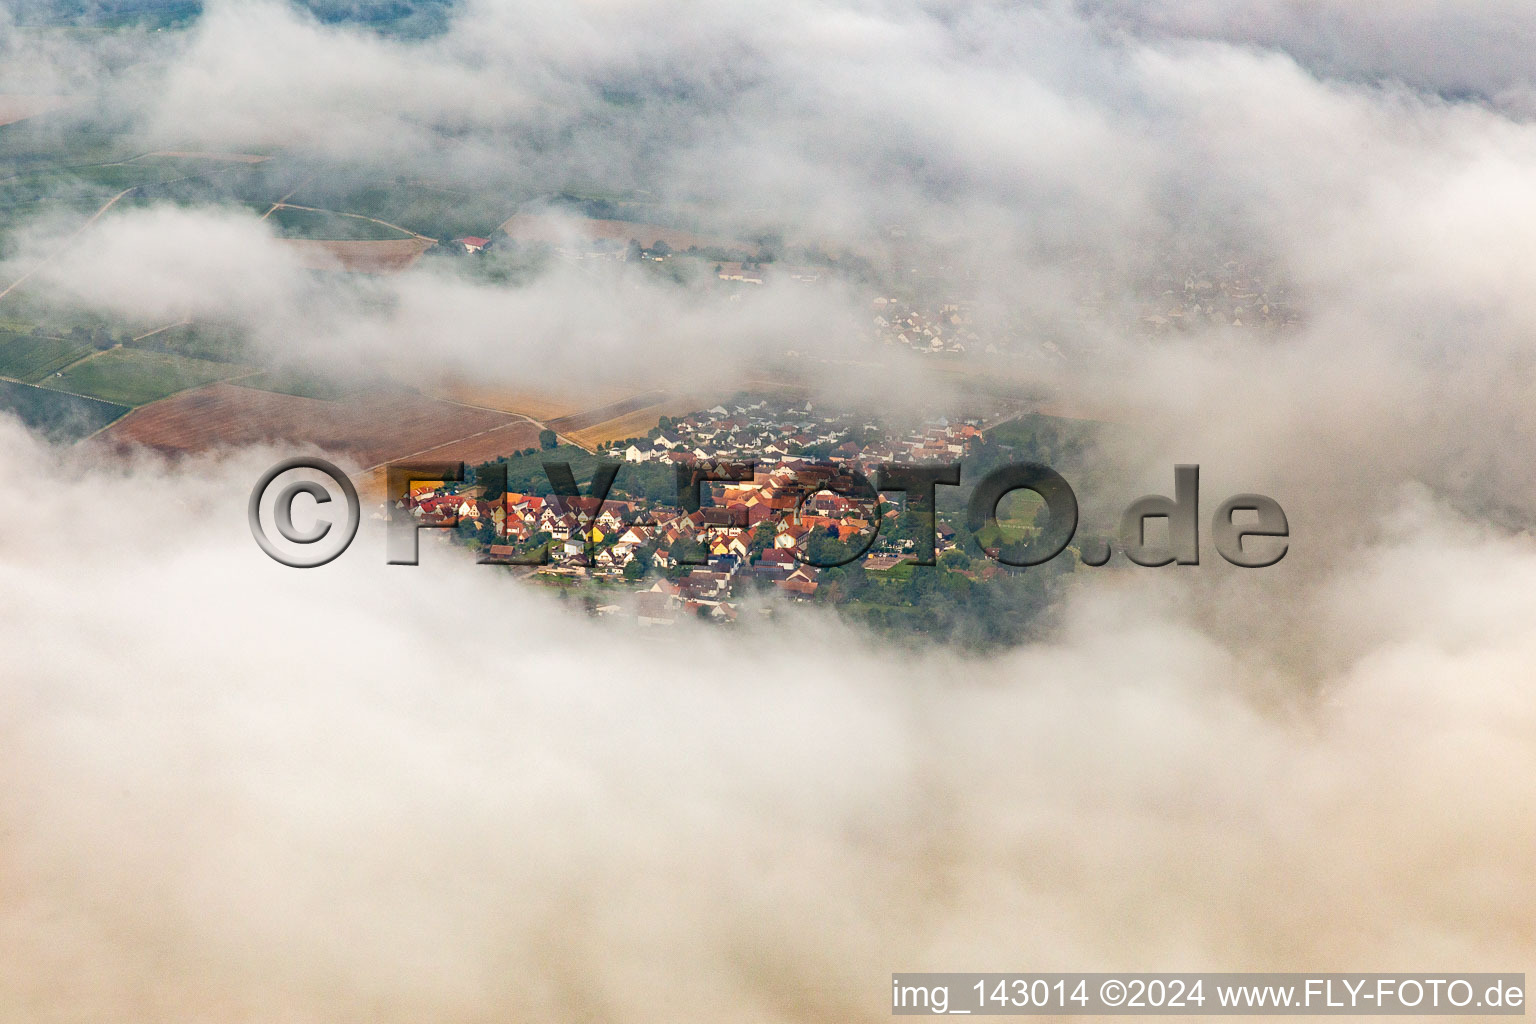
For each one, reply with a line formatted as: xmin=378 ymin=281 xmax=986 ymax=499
xmin=268 ymin=205 xmax=415 ymax=240
xmin=0 ymin=378 xmax=127 ymax=442
xmin=128 ymin=321 xmax=248 ymax=363
xmin=0 ymin=332 xmax=95 ymax=382
xmin=44 ymin=348 xmax=246 ymax=406
xmin=287 ymin=181 xmax=518 ymax=240
xmin=235 ymin=368 xmax=358 ymax=401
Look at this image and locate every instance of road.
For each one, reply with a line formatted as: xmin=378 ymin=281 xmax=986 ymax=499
xmin=263 ymin=202 xmax=436 ymax=243
xmin=0 ymin=186 xmax=137 ymax=304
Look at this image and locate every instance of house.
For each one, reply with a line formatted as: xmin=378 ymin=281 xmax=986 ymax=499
xmin=775 ymin=523 xmax=812 ymax=549
xmin=616 ymin=525 xmax=653 ymax=548
xmin=776 ymin=577 xmax=818 ymax=598
xmin=596 ymin=545 xmax=633 ymax=570
xmin=455 ymin=236 xmax=490 ymax=253
xmin=749 ymin=562 xmax=792 ymax=583
xmin=709 ymin=533 xmax=749 ymax=559
xmin=757 ymin=547 xmax=797 ymax=566
xmin=786 ymin=565 xmax=819 ymax=585
xmin=635 ymin=592 xmax=675 ymax=627
xmin=700 ymin=507 xmax=740 ymax=529
xmin=716 ymin=261 xmax=763 ymax=284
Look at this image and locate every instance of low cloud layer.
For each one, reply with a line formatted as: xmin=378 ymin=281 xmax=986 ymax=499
xmin=1 ymin=424 xmax=1533 ymax=1020
xmin=3 ymin=0 xmax=1535 ymax=1017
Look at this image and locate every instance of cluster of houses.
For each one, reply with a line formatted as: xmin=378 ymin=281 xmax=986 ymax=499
xmin=610 ymin=398 xmax=983 ymax=468
xmin=714 ymin=261 xmax=825 ymax=285
xmin=399 ymin=398 xmax=992 ymax=626
xmin=872 ymin=297 xmax=993 ymax=356
xmin=400 ymin=466 xmax=833 ymax=626
xmin=1137 ymin=258 xmax=1300 ymax=332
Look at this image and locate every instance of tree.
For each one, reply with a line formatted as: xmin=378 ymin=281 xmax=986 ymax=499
xmin=622 ymin=557 xmax=646 ymax=581
xmin=749 ymin=520 xmax=776 ymax=560
xmin=538 ymin=429 xmax=558 ymax=450
xmin=939 ymin=549 xmax=971 ymax=571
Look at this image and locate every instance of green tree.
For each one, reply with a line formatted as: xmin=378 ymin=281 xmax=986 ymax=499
xmin=539 ymin=428 xmax=558 ymax=450
xmin=939 ymin=549 xmax=971 ymax=571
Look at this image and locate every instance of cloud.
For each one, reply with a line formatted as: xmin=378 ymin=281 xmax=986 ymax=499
xmin=0 ymin=422 xmax=1532 ymax=1020
xmin=33 ymin=204 xmax=307 ymax=324
xmin=3 ymin=2 xmax=1536 ymax=1014
xmin=1082 ymin=0 xmax=1536 ymax=114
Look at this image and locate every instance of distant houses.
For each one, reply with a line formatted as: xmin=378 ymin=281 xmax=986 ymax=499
xmin=405 ymin=395 xmax=991 ymax=625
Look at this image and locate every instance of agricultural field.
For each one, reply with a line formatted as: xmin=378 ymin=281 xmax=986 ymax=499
xmin=285 ymin=181 xmax=520 ymax=241
xmin=0 ymin=96 xmax=72 ymax=128
xmin=389 ymin=418 xmax=544 ymax=466
xmin=543 ymin=391 xmax=670 ymax=434
xmin=267 ymin=205 xmax=417 ymax=241
xmin=0 ymin=378 xmax=126 ymax=442
xmin=562 ymin=393 xmax=723 ymax=449
xmin=43 ymin=348 xmax=249 ymax=407
xmin=237 ymin=367 xmax=362 ymax=401
xmin=500 ymin=212 xmax=749 ymax=254
xmin=98 ymin=381 xmax=519 ymax=468
xmin=277 ymin=237 xmax=435 ymax=273
xmin=0 ymin=331 xmax=95 ymax=382
xmin=137 ymin=151 xmax=271 ymax=164
xmin=0 ymin=157 xmax=214 ymax=210
xmin=432 ymin=381 xmax=626 ymax=422
xmin=127 ymin=321 xmax=247 ymax=363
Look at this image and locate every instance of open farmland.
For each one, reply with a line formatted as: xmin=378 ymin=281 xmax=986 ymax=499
xmin=269 ymin=205 xmax=418 ymax=241
xmin=562 ymin=393 xmax=723 ymax=449
xmin=500 ymin=213 xmax=749 ymax=253
xmin=0 ymin=378 xmax=126 ymax=441
xmin=136 ymin=151 xmax=271 ymax=164
xmin=388 ymin=419 xmax=543 ymax=465
xmin=96 ymin=381 xmax=520 ymax=468
xmin=278 ymin=237 xmax=435 ymax=274
xmin=44 ymin=348 xmax=248 ymax=407
xmin=544 ymin=391 xmax=670 ymax=434
xmin=432 ymin=380 xmax=641 ymax=421
xmin=0 ymin=96 xmax=72 ymax=127
xmin=0 ymin=332 xmax=95 ymax=382
xmin=287 ymin=182 xmax=518 ymax=241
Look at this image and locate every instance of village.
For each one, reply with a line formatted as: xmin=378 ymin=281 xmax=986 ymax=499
xmin=397 ymin=396 xmax=1003 ymax=627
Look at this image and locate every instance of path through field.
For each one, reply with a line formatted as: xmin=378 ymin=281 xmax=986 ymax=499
xmin=0 ymin=186 xmax=137 ymax=304
xmin=267 ymin=203 xmax=436 ymax=242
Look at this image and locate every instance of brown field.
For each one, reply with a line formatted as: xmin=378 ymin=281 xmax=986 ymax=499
xmin=0 ymin=95 xmax=71 ymax=127
xmin=95 ymin=381 xmax=518 ymax=468
xmin=545 ymin=390 xmax=669 ymax=434
xmin=390 ymin=419 xmax=543 ymax=466
xmin=500 ymin=213 xmax=748 ymax=253
xmin=565 ymin=394 xmax=720 ymax=449
xmin=432 ymin=382 xmax=621 ymax=421
xmin=278 ymin=238 xmax=434 ymax=274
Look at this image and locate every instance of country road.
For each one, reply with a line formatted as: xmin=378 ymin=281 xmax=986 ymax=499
xmin=0 ymin=186 xmax=137 ymax=304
